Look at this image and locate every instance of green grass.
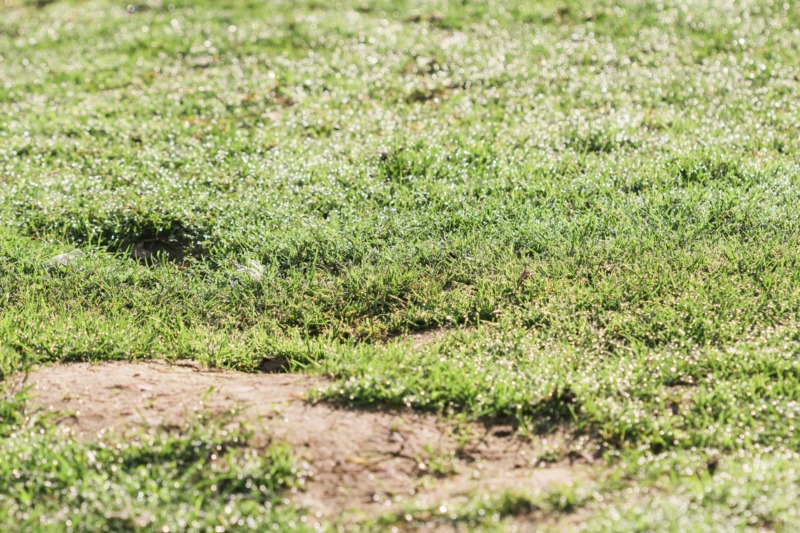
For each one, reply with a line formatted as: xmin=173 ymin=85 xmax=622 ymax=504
xmin=370 ymin=484 xmax=594 ymax=532
xmin=2 ymin=0 xmax=800 ymax=529
xmin=0 ymin=388 xmax=306 ymax=531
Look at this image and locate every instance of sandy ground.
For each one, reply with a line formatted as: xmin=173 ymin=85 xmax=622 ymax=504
xmin=13 ymin=360 xmax=589 ymax=526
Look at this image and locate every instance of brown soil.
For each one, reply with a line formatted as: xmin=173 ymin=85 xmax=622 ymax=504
xmin=389 ymin=327 xmax=460 ymax=349
xmin=15 ymin=361 xmax=589 ymax=527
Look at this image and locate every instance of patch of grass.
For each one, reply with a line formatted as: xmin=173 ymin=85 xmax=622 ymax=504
xmin=0 ymin=392 xmax=307 ymax=531
xmin=321 ymin=326 xmax=800 ymax=453
xmin=582 ymin=450 xmax=800 ymax=532
xmin=370 ymin=483 xmax=594 ymax=531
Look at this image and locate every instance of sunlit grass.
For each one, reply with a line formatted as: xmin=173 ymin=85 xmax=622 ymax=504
xmin=0 ymin=389 xmax=307 ymax=531
xmin=2 ymin=0 xmax=800 ymax=529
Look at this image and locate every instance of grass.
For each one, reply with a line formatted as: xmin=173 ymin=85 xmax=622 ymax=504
xmin=2 ymin=0 xmax=800 ymax=529
xmin=0 ymin=388 xmax=307 ymax=531
xmin=371 ymin=485 xmax=594 ymax=531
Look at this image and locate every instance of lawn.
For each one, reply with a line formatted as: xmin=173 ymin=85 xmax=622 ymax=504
xmin=1 ymin=0 xmax=799 ymax=530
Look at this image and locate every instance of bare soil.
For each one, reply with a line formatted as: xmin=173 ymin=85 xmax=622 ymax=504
xmin=15 ymin=361 xmax=589 ymax=526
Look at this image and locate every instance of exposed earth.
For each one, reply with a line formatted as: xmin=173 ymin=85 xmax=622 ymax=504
xmin=16 ymin=360 xmax=590 ymax=527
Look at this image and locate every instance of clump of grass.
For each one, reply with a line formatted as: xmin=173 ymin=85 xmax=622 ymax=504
xmin=0 ymin=394 xmax=306 ymax=531
xmin=371 ymin=484 xmax=593 ymax=531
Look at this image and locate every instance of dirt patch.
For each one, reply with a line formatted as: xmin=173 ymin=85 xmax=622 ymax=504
xmin=385 ymin=327 xmax=461 ymax=350
xmin=15 ymin=361 xmax=589 ymax=524
xmin=406 ymin=328 xmax=450 ymax=349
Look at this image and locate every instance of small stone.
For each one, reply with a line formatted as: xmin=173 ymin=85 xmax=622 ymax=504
xmin=47 ymin=249 xmax=83 ymax=268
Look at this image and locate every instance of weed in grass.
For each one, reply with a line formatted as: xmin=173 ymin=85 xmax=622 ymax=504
xmin=414 ymin=444 xmax=458 ymax=478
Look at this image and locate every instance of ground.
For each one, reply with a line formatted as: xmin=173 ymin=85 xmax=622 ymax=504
xmin=1 ymin=0 xmax=800 ymax=530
